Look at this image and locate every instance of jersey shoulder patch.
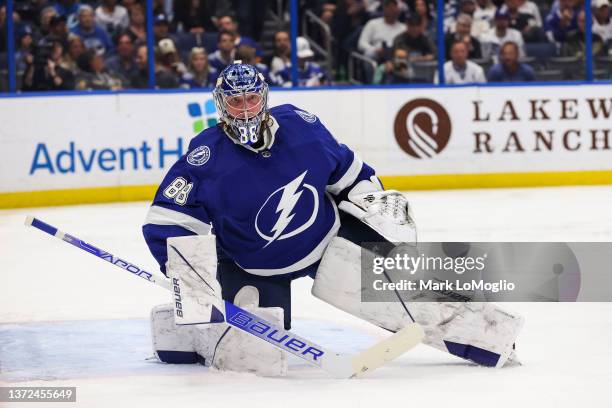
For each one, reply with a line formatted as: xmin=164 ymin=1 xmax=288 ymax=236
xmin=294 ymin=109 xmax=317 ymax=123
xmin=187 ymin=145 xmax=211 ymax=166
xmin=270 ymin=104 xmax=318 ymax=125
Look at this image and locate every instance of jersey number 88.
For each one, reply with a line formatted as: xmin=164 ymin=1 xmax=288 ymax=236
xmin=163 ymin=177 xmax=193 ymax=206
xmin=238 ymin=125 xmax=258 ymax=144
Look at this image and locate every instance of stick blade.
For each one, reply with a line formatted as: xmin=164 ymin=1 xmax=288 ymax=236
xmin=350 ymin=323 xmax=424 ymax=378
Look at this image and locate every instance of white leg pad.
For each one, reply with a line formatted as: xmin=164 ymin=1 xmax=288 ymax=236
xmin=313 ymin=237 xmax=524 ymax=367
xmin=151 ymin=303 xmax=198 ymax=362
xmin=194 ymin=306 xmax=288 ymax=377
xmin=150 ymin=303 xmax=288 ymax=376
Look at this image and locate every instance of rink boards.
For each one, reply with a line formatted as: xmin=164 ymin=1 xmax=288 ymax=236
xmin=1 ymin=84 xmax=611 ymax=208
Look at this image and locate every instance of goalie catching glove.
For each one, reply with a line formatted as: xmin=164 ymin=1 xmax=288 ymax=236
xmin=339 ymin=177 xmax=417 ymax=245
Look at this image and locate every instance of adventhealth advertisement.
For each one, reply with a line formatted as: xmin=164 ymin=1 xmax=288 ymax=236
xmin=0 ymin=95 xmax=221 ymax=193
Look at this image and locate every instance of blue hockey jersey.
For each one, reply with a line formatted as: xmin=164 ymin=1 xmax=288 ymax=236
xmin=143 ymin=104 xmax=375 ymax=276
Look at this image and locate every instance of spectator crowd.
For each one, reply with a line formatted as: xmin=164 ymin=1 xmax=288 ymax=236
xmin=348 ymin=0 xmax=611 ymax=83
xmin=0 ymin=0 xmax=610 ymax=91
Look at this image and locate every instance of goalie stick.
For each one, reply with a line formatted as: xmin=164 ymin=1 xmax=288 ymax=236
xmin=25 ymin=216 xmax=423 ymax=378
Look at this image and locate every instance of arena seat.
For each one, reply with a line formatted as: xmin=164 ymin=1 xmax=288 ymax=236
xmin=472 ymin=57 xmax=493 ymax=74
xmin=595 ymin=55 xmax=612 ymax=79
xmin=594 ymin=69 xmax=609 ymax=80
xmin=348 ymin=51 xmax=376 ymax=84
xmin=547 ymin=56 xmax=584 ymax=80
xmin=174 ymin=32 xmax=219 ymax=56
xmin=0 ymin=52 xmax=7 ymax=92
xmin=534 ymin=69 xmax=563 ymax=81
xmin=519 ymin=56 xmax=536 ymax=65
xmin=412 ymin=60 xmax=438 ymax=83
xmin=525 ymin=42 xmax=557 ymax=69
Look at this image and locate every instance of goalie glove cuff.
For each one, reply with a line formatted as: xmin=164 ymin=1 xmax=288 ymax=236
xmin=339 ymin=182 xmax=417 ymax=244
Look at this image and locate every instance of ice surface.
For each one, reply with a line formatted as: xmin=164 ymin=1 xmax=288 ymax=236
xmin=1 ymin=186 xmax=612 ymax=407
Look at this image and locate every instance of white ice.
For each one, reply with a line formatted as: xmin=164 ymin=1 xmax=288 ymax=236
xmin=1 ymin=186 xmax=612 ymax=408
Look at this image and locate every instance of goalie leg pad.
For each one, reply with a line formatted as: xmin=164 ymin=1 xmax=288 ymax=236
xmin=193 ymin=286 xmax=288 ymax=376
xmin=151 ymin=303 xmax=199 ymax=364
xmin=164 ymin=235 xmax=289 ymax=375
xmin=151 ymin=297 xmax=288 ymax=376
xmin=194 ymin=303 xmax=288 ymax=377
xmin=312 ymin=237 xmax=524 ymax=368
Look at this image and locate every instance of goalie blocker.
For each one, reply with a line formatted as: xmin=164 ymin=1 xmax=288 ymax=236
xmin=153 ymin=235 xmax=288 ymax=376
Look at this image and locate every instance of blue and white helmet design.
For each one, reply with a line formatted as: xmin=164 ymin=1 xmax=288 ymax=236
xmin=213 ymin=61 xmax=270 ymax=147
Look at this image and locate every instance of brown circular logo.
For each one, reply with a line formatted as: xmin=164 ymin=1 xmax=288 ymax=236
xmin=394 ymin=98 xmax=451 ymax=159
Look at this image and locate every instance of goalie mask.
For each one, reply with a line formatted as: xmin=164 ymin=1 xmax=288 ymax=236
xmin=213 ymin=61 xmax=270 ymax=149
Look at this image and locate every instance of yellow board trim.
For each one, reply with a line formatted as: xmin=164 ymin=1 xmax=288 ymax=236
xmin=380 ymin=170 xmax=612 ymax=191
xmin=2 ymin=170 xmax=612 ymax=209
xmin=0 ymin=185 xmax=159 ymax=209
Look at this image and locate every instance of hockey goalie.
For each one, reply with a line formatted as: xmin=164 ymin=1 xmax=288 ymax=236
xmin=142 ymin=61 xmax=523 ymax=376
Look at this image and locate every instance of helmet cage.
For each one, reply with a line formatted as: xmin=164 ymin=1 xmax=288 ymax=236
xmin=213 ymin=63 xmax=269 ymax=146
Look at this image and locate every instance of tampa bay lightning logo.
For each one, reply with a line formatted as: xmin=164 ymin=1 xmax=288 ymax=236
xmin=255 ymin=171 xmax=319 ymax=248
xmin=187 ymin=146 xmax=211 ymax=166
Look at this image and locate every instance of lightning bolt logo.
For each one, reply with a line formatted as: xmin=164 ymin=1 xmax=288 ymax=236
xmin=255 ymin=171 xmax=319 ymax=247
xmin=267 ymin=171 xmax=306 ymax=246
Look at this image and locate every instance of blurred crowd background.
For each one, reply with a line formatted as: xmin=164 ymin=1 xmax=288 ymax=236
xmin=0 ymin=0 xmax=610 ymax=92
